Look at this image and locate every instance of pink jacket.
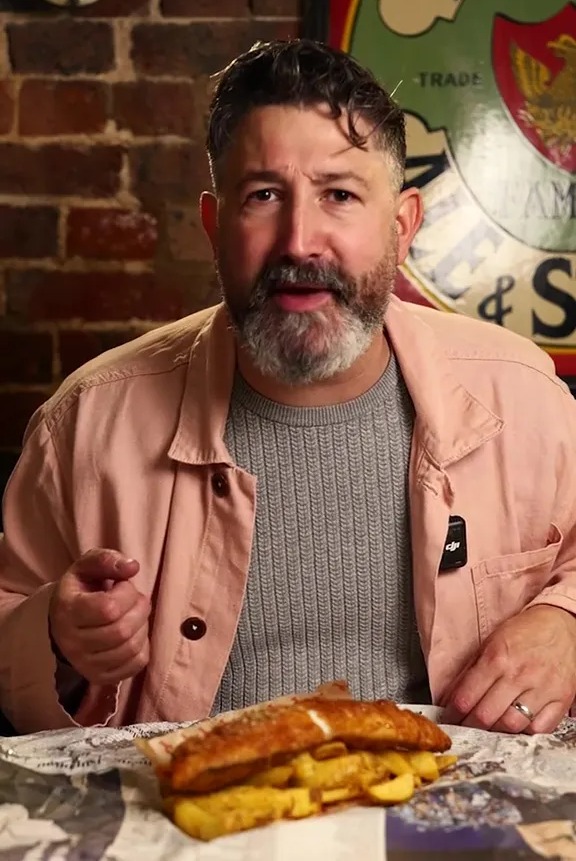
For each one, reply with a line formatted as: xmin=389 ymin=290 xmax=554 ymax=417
xmin=1 ymin=295 xmax=576 ymax=733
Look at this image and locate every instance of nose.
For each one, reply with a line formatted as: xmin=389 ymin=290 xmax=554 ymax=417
xmin=275 ymin=198 xmax=326 ymax=261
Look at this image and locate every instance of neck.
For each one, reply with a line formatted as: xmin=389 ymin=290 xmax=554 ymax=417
xmin=236 ymin=330 xmax=390 ymax=407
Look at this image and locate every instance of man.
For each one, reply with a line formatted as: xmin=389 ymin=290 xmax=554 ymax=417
xmin=1 ymin=39 xmax=575 ymax=736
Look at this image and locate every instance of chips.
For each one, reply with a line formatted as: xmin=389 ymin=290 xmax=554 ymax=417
xmin=169 ymin=744 xmax=458 ymax=841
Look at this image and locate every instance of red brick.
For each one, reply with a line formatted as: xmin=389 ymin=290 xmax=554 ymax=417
xmin=0 ymin=206 xmax=58 ymax=259
xmin=0 ymin=329 xmax=53 ymax=385
xmin=7 ymin=269 xmax=191 ymax=323
xmin=0 ymin=145 xmax=123 ymax=197
xmin=0 ymin=81 xmax=15 ymax=136
xmin=0 ymin=390 xmax=49 ymax=449
xmin=59 ymin=328 xmax=145 ymax=378
xmin=250 ymin=0 xmax=301 ymax=14
xmin=161 ymin=0 xmax=249 ymax=15
xmin=7 ymin=20 xmax=114 ymax=76
xmin=252 ymin=18 xmax=300 ymax=40
xmin=3 ymin=0 xmax=150 ymax=12
xmin=67 ymin=208 xmax=158 ymax=260
xmin=164 ymin=207 xmax=212 ymax=262
xmin=19 ymin=80 xmax=108 ymax=137
xmin=113 ymin=81 xmax=194 ymax=137
xmin=130 ymin=144 xmax=210 ymax=206
xmin=68 ymin=0 xmax=151 ymax=16
xmin=131 ymin=21 xmax=255 ymax=77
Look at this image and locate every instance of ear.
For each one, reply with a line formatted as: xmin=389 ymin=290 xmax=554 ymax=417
xmin=200 ymin=191 xmax=218 ymax=253
xmin=395 ymin=187 xmax=423 ymax=264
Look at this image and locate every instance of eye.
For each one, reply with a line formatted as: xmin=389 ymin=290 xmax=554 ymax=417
xmin=246 ymin=188 xmax=278 ymax=203
xmin=327 ymin=189 xmax=358 ymax=203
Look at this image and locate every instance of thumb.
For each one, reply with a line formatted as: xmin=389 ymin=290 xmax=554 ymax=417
xmin=68 ymin=548 xmax=140 ymax=593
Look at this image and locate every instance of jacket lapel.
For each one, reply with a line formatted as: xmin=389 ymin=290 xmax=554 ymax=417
xmin=386 ymin=297 xmax=504 ymax=694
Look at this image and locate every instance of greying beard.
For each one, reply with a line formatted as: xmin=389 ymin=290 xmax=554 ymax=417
xmin=222 ymin=258 xmax=396 ymax=385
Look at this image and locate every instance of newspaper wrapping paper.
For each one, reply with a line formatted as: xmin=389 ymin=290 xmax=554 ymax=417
xmin=0 ymin=706 xmax=575 ymax=860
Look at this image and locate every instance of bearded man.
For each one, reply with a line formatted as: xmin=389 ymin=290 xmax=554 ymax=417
xmin=1 ymin=39 xmax=575 ymax=736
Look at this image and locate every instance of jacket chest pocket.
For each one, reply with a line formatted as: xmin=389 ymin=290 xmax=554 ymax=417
xmin=471 ymin=524 xmax=563 ymax=639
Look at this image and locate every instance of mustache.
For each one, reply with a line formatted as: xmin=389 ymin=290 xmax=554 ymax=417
xmin=250 ymin=261 xmax=354 ymax=306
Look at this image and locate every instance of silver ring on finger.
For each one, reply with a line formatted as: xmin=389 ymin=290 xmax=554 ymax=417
xmin=511 ymin=700 xmax=535 ymax=722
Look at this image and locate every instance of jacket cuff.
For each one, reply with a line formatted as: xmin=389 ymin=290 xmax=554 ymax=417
xmin=1 ymin=583 xmax=118 ymax=733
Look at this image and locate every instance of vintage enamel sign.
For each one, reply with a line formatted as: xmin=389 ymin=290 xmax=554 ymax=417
xmin=327 ymin=1 xmax=576 ymax=376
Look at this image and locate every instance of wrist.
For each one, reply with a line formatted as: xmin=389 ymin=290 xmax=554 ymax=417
xmin=526 ymin=603 xmax=576 ymax=629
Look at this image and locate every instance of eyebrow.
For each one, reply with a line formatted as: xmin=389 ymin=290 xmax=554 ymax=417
xmin=236 ymin=169 xmax=370 ymax=192
xmin=313 ymin=171 xmax=370 ymax=190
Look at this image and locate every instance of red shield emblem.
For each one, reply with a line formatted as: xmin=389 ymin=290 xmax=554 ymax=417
xmin=493 ymin=3 xmax=576 ymax=174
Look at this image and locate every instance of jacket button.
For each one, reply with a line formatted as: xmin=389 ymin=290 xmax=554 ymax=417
xmin=181 ymin=617 xmax=207 ymax=641
xmin=211 ymin=471 xmax=230 ymax=497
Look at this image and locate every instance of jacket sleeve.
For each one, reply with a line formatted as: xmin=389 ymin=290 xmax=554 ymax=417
xmin=0 ymin=410 xmax=118 ymax=733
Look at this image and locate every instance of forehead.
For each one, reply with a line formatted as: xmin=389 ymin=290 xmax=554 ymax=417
xmin=219 ymin=103 xmax=389 ymax=182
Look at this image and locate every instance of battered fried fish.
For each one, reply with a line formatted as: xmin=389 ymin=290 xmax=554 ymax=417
xmin=170 ymin=697 xmax=451 ymax=794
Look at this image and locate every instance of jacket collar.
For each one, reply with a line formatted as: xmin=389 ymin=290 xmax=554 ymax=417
xmin=168 ymin=305 xmax=236 ymax=466
xmin=169 ymin=296 xmax=504 ymax=468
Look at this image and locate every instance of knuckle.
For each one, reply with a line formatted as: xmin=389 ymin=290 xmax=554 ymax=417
xmin=123 ymin=637 xmax=141 ymax=661
xmin=451 ymin=693 xmax=473 ymax=716
xmin=471 ymin=707 xmax=493 ymax=730
xmin=74 ymin=548 xmax=100 ymax=570
xmin=483 ymin=645 xmax=509 ymax=675
xmin=113 ymin=620 xmax=133 ymax=643
xmin=98 ymin=596 xmax=122 ymax=625
xmin=83 ymin=547 xmax=113 ymax=562
xmin=499 ymin=712 xmax=525 ymax=734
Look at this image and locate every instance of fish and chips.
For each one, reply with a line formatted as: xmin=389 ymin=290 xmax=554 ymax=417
xmin=138 ymin=685 xmax=456 ymax=842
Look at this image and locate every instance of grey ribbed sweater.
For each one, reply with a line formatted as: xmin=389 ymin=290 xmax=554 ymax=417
xmin=212 ymin=352 xmax=429 ymax=713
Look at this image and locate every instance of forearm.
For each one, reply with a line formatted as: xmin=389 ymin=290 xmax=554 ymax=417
xmin=0 ymin=587 xmax=119 ymax=732
xmin=0 ymin=585 xmax=81 ymax=732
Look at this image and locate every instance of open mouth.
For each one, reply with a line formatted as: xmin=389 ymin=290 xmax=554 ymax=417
xmin=271 ymin=283 xmax=329 ymax=294
xmin=270 ymin=284 xmax=334 ymax=312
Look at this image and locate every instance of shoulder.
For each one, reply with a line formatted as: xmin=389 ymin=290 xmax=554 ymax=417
xmin=411 ymin=303 xmax=559 ymax=381
xmin=37 ymin=305 xmax=221 ymax=432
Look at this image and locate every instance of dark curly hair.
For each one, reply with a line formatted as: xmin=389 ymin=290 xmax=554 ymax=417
xmin=207 ymin=39 xmax=406 ymax=190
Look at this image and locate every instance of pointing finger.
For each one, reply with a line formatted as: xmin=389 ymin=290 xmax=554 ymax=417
xmin=68 ymin=549 xmax=140 ymax=592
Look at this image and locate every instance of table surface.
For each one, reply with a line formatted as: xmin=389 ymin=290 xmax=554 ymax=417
xmin=1 ymin=711 xmax=576 ymax=860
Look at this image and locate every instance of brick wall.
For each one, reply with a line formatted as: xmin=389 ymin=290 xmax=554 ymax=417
xmin=0 ymin=0 xmax=302 ymax=485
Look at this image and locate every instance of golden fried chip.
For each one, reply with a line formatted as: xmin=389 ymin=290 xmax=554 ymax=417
xmin=321 ymin=786 xmax=360 ymax=805
xmin=405 ymin=751 xmax=439 ymax=782
xmin=246 ymin=764 xmax=294 ymax=788
xmin=436 ymin=754 xmax=458 ymax=774
xmin=366 ymin=773 xmax=415 ymax=805
xmin=373 ymin=751 xmax=412 ymax=777
xmin=312 ymin=741 xmax=348 ymax=760
xmin=174 ymin=785 xmax=321 ymax=841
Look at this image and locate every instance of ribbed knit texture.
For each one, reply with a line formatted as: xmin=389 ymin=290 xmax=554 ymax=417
xmin=212 ymin=352 xmax=429 ymax=713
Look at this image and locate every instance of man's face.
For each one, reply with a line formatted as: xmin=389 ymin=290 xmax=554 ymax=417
xmin=202 ymin=103 xmax=421 ymax=384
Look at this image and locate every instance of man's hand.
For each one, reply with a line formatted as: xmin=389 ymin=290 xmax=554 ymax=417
xmin=49 ymin=548 xmax=151 ymax=685
xmin=440 ymin=605 xmax=576 ymax=733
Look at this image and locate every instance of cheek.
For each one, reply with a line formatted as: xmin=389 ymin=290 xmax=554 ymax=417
xmin=335 ymin=226 xmax=391 ymax=274
xmin=218 ymin=219 xmax=274 ymax=279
